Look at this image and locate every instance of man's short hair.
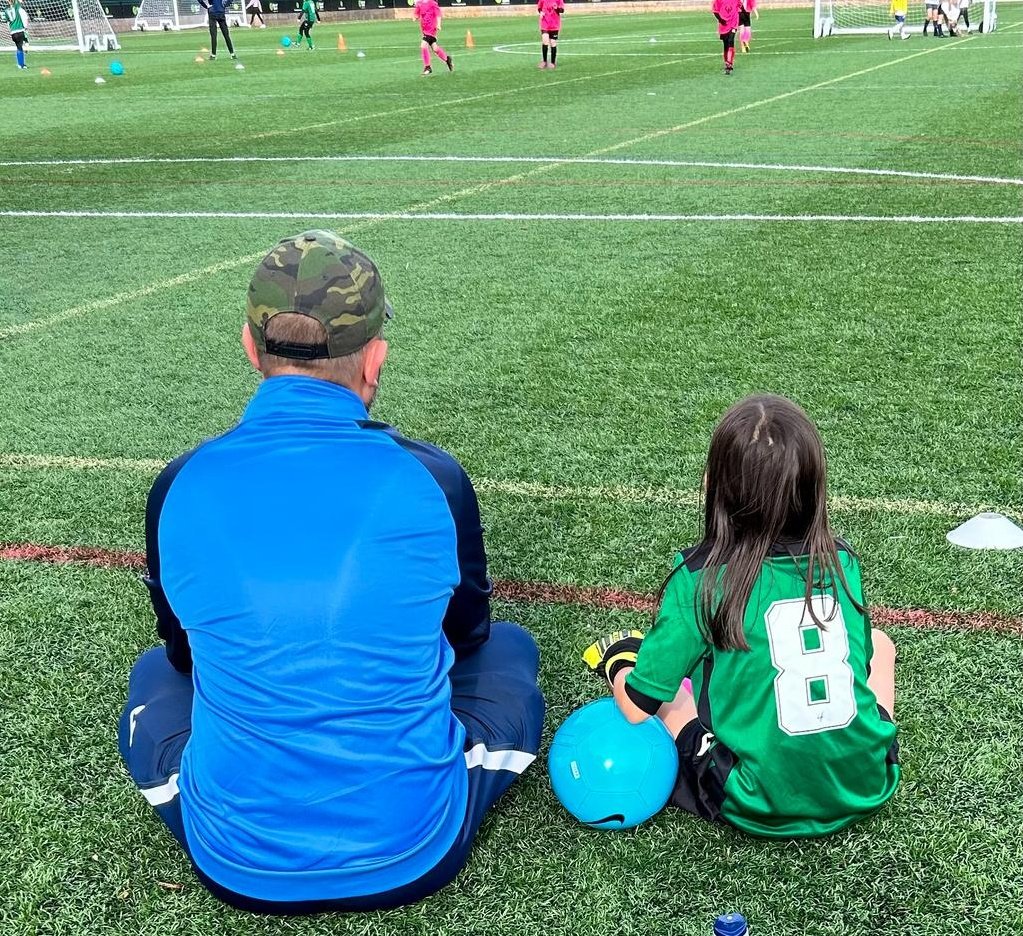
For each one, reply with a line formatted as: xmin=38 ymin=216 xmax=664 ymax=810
xmin=258 ymin=313 xmax=365 ymax=387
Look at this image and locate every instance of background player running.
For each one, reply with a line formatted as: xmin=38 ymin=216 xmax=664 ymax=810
xmin=537 ymin=0 xmax=564 ymax=70
xmin=198 ymin=0 xmax=237 ymax=60
xmin=3 ymin=0 xmax=28 ymax=70
xmin=296 ymin=0 xmax=320 ymax=50
xmin=738 ymin=0 xmax=757 ymax=53
xmin=583 ymin=395 xmax=900 ymax=839
xmin=712 ymin=0 xmax=740 ymax=74
xmin=414 ymin=0 xmax=452 ymax=77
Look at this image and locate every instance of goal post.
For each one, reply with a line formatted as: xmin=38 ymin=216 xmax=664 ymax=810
xmin=813 ymin=0 xmax=998 ymax=35
xmin=133 ymin=0 xmax=247 ymax=31
xmin=0 ymin=0 xmax=119 ymax=51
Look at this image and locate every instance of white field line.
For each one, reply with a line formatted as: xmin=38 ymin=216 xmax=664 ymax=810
xmin=2 ymin=58 xmax=693 ymax=343
xmin=3 ymin=154 xmax=1020 ymax=187
xmin=246 ymin=56 xmax=688 ymax=142
xmin=589 ymin=37 xmax=975 ymax=159
xmin=4 ymin=209 xmax=1019 ymax=223
xmin=1 ymin=453 xmax=1017 ymax=520
xmin=334 ymin=31 xmax=1018 ymax=214
xmin=0 ymin=38 xmax=981 ymax=340
xmin=491 ymin=38 xmax=1023 ymax=57
xmin=0 ymin=252 xmax=266 ymax=341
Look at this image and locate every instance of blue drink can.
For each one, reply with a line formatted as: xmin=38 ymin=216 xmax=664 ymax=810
xmin=713 ymin=912 xmax=749 ymax=936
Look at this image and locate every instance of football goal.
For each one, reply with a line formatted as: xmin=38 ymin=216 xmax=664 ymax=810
xmin=134 ymin=0 xmax=247 ymax=31
xmin=814 ymin=0 xmax=998 ymax=35
xmin=0 ymin=0 xmax=119 ymax=52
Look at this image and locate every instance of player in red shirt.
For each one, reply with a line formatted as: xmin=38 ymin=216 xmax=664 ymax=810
xmin=414 ymin=0 xmax=452 ymax=77
xmin=712 ymin=0 xmax=740 ymax=74
xmin=537 ymin=0 xmax=564 ymax=70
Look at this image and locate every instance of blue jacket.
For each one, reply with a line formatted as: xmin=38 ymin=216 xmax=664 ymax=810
xmin=144 ymin=376 xmax=492 ymax=901
xmin=201 ymin=0 xmax=232 ymax=16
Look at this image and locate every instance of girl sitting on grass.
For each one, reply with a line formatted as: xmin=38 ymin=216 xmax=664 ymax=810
xmin=584 ymin=394 xmax=901 ymax=837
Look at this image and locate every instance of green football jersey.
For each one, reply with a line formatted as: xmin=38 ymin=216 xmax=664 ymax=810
xmin=301 ymin=0 xmax=316 ymax=21
xmin=627 ymin=542 xmax=900 ymax=838
xmin=5 ymin=3 xmax=27 ymax=32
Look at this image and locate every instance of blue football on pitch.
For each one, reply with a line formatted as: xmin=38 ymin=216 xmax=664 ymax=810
xmin=548 ymin=698 xmax=678 ymax=830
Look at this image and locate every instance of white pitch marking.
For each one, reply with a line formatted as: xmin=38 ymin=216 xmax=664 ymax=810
xmin=2 ymin=154 xmax=1019 ymax=187
xmin=1 ymin=453 xmax=1018 ymax=520
xmin=2 ymin=33 xmax=998 ymax=340
xmin=2 ymin=209 xmax=1018 ymax=223
xmin=246 ymin=55 xmax=689 ymax=142
xmin=0 ymin=251 xmax=266 ymax=341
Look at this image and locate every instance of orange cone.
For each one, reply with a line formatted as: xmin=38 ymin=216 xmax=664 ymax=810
xmin=40 ymin=67 xmax=52 ymax=76
xmin=337 ymin=33 xmax=347 ymax=51
xmin=465 ymin=29 xmax=475 ymax=48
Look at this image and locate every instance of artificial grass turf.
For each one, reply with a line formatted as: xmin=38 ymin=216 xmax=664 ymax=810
xmin=1 ymin=562 xmax=1022 ymax=936
xmin=1 ymin=6 xmax=1021 ymax=935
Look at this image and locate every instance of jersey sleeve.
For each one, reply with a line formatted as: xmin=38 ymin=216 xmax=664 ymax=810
xmin=626 ymin=560 xmax=707 ymax=703
xmin=144 ymin=451 xmax=200 ymax=674
xmin=384 ymin=433 xmax=492 ymax=658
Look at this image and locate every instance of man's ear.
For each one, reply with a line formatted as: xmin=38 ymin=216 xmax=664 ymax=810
xmin=363 ymin=337 xmax=389 ymax=388
xmin=241 ymin=323 xmax=261 ymax=371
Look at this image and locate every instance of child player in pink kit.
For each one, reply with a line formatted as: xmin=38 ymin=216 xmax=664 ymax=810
xmin=712 ymin=0 xmax=740 ymax=74
xmin=414 ymin=0 xmax=452 ymax=77
xmin=537 ymin=0 xmax=564 ymax=69
xmin=738 ymin=0 xmax=758 ymax=52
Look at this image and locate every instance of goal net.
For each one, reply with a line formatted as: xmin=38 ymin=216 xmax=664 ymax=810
xmin=0 ymin=0 xmax=119 ymax=51
xmin=814 ymin=0 xmax=998 ymax=34
xmin=134 ymin=0 xmax=247 ymax=31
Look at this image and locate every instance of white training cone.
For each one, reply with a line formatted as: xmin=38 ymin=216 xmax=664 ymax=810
xmin=94 ymin=75 xmax=106 ymax=84
xmin=235 ymin=62 xmax=245 ymax=70
xmin=649 ymin=37 xmax=657 ymax=43
xmin=947 ymin=512 xmax=1023 ymax=550
xmin=356 ymin=50 xmax=366 ymax=58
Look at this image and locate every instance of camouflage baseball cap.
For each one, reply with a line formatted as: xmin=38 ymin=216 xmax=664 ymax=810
xmin=246 ymin=230 xmax=393 ymax=360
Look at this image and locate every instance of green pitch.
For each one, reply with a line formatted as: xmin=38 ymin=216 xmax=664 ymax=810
xmin=1 ymin=8 xmax=1021 ymax=935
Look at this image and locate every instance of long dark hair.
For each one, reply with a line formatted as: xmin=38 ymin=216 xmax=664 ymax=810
xmin=688 ymin=395 xmax=863 ymax=652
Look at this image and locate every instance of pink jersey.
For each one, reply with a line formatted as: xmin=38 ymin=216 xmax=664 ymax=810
xmin=537 ymin=0 xmax=563 ymax=32
xmin=712 ymin=0 xmax=740 ymax=32
xmin=414 ymin=0 xmax=440 ymax=37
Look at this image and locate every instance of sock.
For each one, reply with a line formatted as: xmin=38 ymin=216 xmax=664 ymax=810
xmin=306 ymin=33 xmax=313 ymax=48
xmin=16 ymin=48 xmax=25 ymax=67
xmin=421 ymin=45 xmax=431 ymax=67
xmin=726 ymin=46 xmax=735 ymax=66
xmin=541 ymin=42 xmax=548 ymax=63
xmin=962 ymin=10 xmax=969 ymax=25
xmin=550 ymin=45 xmax=557 ymax=64
xmin=922 ymin=21 xmax=928 ymax=32
xmin=433 ymin=43 xmax=447 ymax=61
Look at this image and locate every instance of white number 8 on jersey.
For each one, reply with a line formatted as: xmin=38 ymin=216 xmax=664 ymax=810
xmin=765 ymin=595 xmax=857 ymax=736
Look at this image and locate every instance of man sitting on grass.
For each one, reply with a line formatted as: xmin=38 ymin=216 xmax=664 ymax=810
xmin=118 ymin=231 xmax=544 ymax=914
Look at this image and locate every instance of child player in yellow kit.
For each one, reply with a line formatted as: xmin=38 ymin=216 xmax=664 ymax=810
xmin=888 ymin=0 xmax=911 ymax=38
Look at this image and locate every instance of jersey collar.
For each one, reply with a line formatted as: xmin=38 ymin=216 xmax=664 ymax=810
xmin=242 ymin=375 xmax=369 ymax=423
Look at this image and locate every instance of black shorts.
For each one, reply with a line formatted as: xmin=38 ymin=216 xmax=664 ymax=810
xmin=422 ymin=33 xmax=437 ymax=45
xmin=738 ymin=9 xmax=751 ymax=26
xmin=11 ymin=29 xmax=26 ymax=48
xmin=542 ymin=29 xmax=559 ymax=39
xmin=671 ymin=704 xmax=900 ymax=825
